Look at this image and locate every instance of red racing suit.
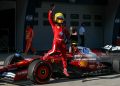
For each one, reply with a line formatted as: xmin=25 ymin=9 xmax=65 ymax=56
xmin=43 ymin=10 xmax=68 ymax=69
xmin=24 ymin=26 xmax=36 ymax=54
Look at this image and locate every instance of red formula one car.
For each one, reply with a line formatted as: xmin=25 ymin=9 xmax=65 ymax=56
xmin=0 ymin=46 xmax=120 ymax=84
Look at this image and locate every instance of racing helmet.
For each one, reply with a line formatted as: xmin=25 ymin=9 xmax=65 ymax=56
xmin=54 ymin=12 xmax=64 ymax=24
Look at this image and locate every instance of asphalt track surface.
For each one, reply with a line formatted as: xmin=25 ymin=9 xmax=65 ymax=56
xmin=0 ymin=53 xmax=120 ymax=86
xmin=1 ymin=74 xmax=120 ymax=86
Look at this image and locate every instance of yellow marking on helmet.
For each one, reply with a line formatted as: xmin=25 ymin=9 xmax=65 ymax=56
xmin=54 ymin=12 xmax=64 ymax=23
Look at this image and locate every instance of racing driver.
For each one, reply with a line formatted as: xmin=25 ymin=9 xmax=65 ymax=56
xmin=43 ymin=4 xmax=69 ymax=77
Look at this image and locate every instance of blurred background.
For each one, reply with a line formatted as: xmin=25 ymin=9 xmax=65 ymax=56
xmin=0 ymin=0 xmax=120 ymax=53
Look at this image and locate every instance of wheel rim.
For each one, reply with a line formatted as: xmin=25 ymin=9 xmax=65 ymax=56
xmin=36 ymin=66 xmax=49 ymax=80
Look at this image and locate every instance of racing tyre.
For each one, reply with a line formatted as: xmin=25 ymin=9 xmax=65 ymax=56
xmin=4 ymin=53 xmax=24 ymax=67
xmin=28 ymin=59 xmax=52 ymax=84
xmin=112 ymin=59 xmax=120 ymax=73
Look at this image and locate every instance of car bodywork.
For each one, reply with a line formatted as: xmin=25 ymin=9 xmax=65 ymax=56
xmin=0 ymin=45 xmax=120 ymax=84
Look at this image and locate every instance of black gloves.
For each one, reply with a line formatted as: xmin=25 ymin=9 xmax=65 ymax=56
xmin=50 ymin=3 xmax=55 ymax=11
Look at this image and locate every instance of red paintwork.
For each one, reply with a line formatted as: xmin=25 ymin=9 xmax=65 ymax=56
xmin=14 ymin=69 xmax=28 ymax=81
xmin=42 ymin=53 xmax=73 ymax=64
xmin=0 ymin=47 xmax=106 ymax=81
xmin=91 ymin=49 xmax=104 ymax=56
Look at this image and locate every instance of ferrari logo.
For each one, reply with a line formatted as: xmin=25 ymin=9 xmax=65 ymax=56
xmin=51 ymin=59 xmax=54 ymax=63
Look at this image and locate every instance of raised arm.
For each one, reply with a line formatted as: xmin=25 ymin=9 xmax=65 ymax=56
xmin=48 ymin=4 xmax=55 ymax=27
